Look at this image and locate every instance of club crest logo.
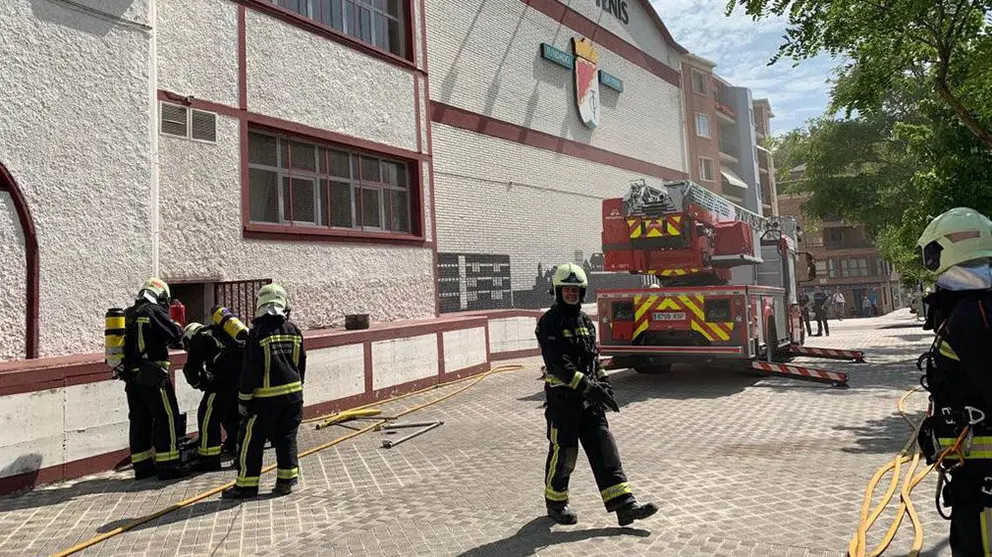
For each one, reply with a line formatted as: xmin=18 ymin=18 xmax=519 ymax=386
xmin=572 ymin=38 xmax=600 ymax=129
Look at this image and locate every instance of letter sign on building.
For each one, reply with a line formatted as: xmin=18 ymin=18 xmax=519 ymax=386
xmin=595 ymin=0 xmax=630 ymax=25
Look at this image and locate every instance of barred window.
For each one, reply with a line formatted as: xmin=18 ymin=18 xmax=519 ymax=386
xmin=269 ymin=0 xmax=405 ymax=57
xmin=248 ymin=131 xmax=411 ymax=234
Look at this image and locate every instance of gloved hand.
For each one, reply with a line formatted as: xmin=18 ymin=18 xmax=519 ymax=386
xmin=238 ymin=402 xmax=250 ymax=418
xmin=581 ymin=377 xmax=620 ymax=413
xmin=199 ymin=372 xmax=216 ymax=392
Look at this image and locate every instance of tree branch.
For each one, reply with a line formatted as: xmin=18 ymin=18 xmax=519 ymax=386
xmin=934 ymin=76 xmax=992 ymax=151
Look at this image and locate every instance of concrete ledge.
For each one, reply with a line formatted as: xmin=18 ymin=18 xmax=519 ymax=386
xmin=0 ymin=309 xmax=538 ymax=494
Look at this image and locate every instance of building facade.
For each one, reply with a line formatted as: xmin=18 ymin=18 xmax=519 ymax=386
xmin=0 ymin=0 xmax=437 ymax=360
xmin=681 ymin=55 xmax=778 ymax=217
xmin=427 ymin=0 xmax=689 ymax=312
xmin=778 ymin=191 xmax=905 ymax=316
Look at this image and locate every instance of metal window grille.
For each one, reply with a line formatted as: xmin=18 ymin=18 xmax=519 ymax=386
xmin=214 ymin=279 xmax=273 ymax=321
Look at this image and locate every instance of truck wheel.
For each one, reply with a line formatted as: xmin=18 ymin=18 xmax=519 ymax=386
xmin=633 ymin=363 xmax=672 ymax=374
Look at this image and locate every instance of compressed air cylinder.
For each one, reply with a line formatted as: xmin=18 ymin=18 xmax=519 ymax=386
xmin=105 ymin=308 xmax=126 ymax=369
xmin=211 ymin=305 xmax=248 ymax=342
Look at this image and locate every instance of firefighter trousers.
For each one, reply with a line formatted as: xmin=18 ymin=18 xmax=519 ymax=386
xmin=544 ymin=400 xmax=635 ymax=512
xmin=196 ymin=389 xmax=239 ymax=464
xmin=949 ymin=503 xmax=992 ymax=556
xmin=125 ymin=381 xmax=183 ymax=474
xmin=236 ymin=397 xmax=302 ymax=493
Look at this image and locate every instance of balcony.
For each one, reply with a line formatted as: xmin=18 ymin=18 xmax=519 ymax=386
xmin=715 ymin=101 xmax=736 ymax=123
xmin=719 ymin=139 xmax=740 ymax=163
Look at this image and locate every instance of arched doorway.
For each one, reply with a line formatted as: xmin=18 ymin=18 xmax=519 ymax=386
xmin=0 ymin=162 xmax=39 ymax=359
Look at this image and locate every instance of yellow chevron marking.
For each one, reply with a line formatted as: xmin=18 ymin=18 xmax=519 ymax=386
xmin=657 ymin=298 xmax=680 ymax=311
xmin=633 ymin=320 xmax=649 ymax=339
xmin=635 ymin=296 xmax=658 ymax=321
xmin=691 ymin=320 xmax=715 ymax=341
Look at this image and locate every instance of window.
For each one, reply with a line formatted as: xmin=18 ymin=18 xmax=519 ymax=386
xmin=699 ymin=157 xmax=714 ymax=182
xmin=840 ymin=258 xmax=869 ymax=278
xmin=267 ymin=0 xmax=406 ymax=57
xmin=695 ymin=113 xmax=711 ymax=138
xmin=691 ymin=70 xmax=708 ymax=95
xmin=247 ymin=131 xmax=412 ymax=234
xmin=815 ymin=260 xmax=827 ymax=277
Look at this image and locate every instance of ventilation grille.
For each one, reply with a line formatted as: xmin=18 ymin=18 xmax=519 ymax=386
xmin=159 ymin=102 xmax=217 ymax=143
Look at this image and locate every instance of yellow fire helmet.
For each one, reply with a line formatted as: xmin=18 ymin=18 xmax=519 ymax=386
xmin=551 ymin=263 xmax=589 ymax=288
xmin=181 ymin=322 xmax=203 ymax=350
xmin=255 ymin=283 xmax=290 ymax=319
xmin=918 ymin=208 xmax=992 ymax=274
xmin=139 ymin=277 xmax=171 ymax=305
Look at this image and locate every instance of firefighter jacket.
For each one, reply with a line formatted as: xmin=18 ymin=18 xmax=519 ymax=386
xmin=925 ymin=291 xmax=992 ymax=459
xmin=182 ymin=325 xmax=244 ymax=393
xmin=122 ymin=300 xmax=182 ymax=386
xmin=239 ymin=315 xmax=306 ymax=404
xmin=536 ymin=304 xmax=609 ymax=395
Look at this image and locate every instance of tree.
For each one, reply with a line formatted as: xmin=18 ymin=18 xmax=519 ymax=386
xmin=728 ymin=0 xmax=992 ymax=151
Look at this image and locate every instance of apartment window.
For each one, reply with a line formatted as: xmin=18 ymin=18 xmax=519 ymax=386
xmin=691 ymin=70 xmax=708 ymax=95
xmin=815 ymin=260 xmax=827 ymax=277
xmin=248 ymin=131 xmax=412 ymax=234
xmin=267 ymin=0 xmax=406 ymax=57
xmin=699 ymin=157 xmax=715 ymax=182
xmin=840 ymin=258 xmax=869 ymax=278
xmin=695 ymin=113 xmax=711 ymax=138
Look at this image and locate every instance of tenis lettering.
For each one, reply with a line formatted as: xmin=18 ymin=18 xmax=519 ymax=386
xmin=595 ymin=0 xmax=630 ymax=25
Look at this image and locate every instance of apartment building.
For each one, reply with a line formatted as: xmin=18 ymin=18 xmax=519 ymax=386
xmin=681 ymin=54 xmax=778 ymax=217
xmin=778 ymin=187 xmax=905 ymax=316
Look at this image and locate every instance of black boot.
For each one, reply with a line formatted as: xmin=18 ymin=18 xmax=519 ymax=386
xmin=221 ymin=486 xmax=258 ymax=499
xmin=616 ymin=501 xmax=658 ymax=526
xmin=273 ymin=480 xmax=296 ymax=497
xmin=157 ymin=463 xmax=190 ymax=481
xmin=547 ymin=505 xmax=578 ymax=525
xmin=193 ymin=458 xmax=222 ymax=472
xmin=133 ymin=463 xmax=158 ymax=480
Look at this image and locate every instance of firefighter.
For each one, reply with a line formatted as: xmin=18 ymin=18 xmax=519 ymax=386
xmin=180 ymin=320 xmax=244 ymax=471
xmin=915 ymin=207 xmax=992 ymax=555
xmin=536 ymin=263 xmax=658 ymax=526
xmin=224 ymin=284 xmax=306 ymax=499
xmin=120 ymin=278 xmax=188 ymax=480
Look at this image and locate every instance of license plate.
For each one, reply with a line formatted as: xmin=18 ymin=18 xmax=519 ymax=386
xmin=653 ymin=311 xmax=686 ymax=321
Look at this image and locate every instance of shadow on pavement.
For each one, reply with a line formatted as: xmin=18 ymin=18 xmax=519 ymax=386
xmin=453 ymin=516 xmax=650 ymax=557
xmin=0 ymin=472 xmax=199 ymax=513
xmin=96 ymin=497 xmax=244 ymax=534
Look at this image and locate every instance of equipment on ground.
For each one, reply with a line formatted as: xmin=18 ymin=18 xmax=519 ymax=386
xmin=380 ymin=420 xmax=444 ymax=449
xmin=596 ymin=179 xmax=863 ymax=387
xmin=315 ymin=408 xmax=388 ymax=430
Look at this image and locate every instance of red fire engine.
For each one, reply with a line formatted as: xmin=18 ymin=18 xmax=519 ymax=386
xmin=596 ymin=179 xmax=863 ymax=387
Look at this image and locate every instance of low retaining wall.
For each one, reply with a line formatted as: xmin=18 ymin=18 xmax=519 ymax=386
xmin=0 ymin=309 xmax=547 ymax=494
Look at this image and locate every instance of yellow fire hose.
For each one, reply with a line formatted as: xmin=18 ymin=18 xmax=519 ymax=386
xmin=50 ymin=363 xmax=525 ymax=557
xmin=847 ymin=386 xmax=971 ymax=556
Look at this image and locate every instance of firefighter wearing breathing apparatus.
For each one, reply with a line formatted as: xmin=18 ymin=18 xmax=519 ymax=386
xmin=535 ymin=263 xmax=658 ymax=526
xmin=915 ymin=207 xmax=992 ymax=555
xmin=118 ymin=278 xmax=188 ymax=480
xmin=180 ymin=306 xmax=248 ymax=471
xmin=224 ymin=284 xmax=306 ymax=499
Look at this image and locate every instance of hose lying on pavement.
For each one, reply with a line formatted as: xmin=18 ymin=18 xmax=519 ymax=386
xmin=50 ymin=363 xmax=526 ymax=557
xmin=847 ymin=386 xmax=970 ymax=556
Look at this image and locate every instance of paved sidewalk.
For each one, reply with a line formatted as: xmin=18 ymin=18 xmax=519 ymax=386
xmin=0 ymin=309 xmax=953 ymax=556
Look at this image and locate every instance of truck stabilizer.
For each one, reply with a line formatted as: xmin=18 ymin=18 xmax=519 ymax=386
xmin=788 ymin=345 xmax=866 ymax=363
xmin=751 ymin=360 xmax=849 ymax=388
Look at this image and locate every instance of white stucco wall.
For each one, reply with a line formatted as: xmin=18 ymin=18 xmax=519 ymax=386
xmin=556 ymin=0 xmax=682 ymax=68
xmin=488 ymin=316 xmax=540 ymax=354
xmin=426 ymin=0 xmax=685 ymax=170
xmin=371 ymin=334 xmax=438 ymax=389
xmin=157 ymin=0 xmax=239 ymax=106
xmin=442 ymin=327 xmax=486 ymax=372
xmin=245 ymin=10 xmax=419 ymax=153
xmin=0 ymin=193 xmax=26 ymax=360
xmin=157 ymin=114 xmax=435 ymax=330
xmin=432 ymin=124 xmax=662 ymax=292
xmin=0 ymin=0 xmax=154 ymax=358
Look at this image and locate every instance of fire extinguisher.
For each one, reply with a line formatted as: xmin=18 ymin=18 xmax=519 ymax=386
xmin=169 ymin=299 xmax=187 ymax=327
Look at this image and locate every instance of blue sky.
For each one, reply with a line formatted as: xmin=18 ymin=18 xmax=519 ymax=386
xmin=650 ymin=0 xmax=838 ymax=135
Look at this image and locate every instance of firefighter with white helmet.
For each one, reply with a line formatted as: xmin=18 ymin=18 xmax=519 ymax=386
xmin=120 ymin=278 xmax=187 ymax=480
xmin=224 ymin=283 xmax=306 ymax=499
xmin=535 ymin=263 xmax=658 ymax=526
xmin=915 ymin=207 xmax=992 ymax=553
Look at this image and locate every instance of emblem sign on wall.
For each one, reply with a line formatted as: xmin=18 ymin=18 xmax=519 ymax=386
xmin=539 ymin=38 xmax=624 ymax=130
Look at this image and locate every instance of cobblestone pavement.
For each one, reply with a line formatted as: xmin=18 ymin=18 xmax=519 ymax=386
xmin=0 ymin=309 xmax=954 ymax=556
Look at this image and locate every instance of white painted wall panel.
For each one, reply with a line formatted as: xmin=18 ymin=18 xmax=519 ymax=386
xmin=371 ymin=334 xmax=438 ymax=389
xmin=488 ymin=317 xmax=539 ymax=354
xmin=0 ymin=389 xmax=65 ymax=477
xmin=304 ymin=344 xmax=366 ymax=402
xmin=442 ymin=327 xmax=486 ymax=372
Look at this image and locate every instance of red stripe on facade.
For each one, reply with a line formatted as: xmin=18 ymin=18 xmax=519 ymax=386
xmin=520 ymin=0 xmax=683 ymax=87
xmin=430 ymin=102 xmax=686 ymax=181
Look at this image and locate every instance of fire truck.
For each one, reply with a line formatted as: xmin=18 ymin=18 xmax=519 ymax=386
xmin=595 ymin=179 xmax=863 ymax=388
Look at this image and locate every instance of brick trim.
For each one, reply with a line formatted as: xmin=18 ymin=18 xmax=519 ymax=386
xmin=430 ymin=102 xmax=687 ymax=181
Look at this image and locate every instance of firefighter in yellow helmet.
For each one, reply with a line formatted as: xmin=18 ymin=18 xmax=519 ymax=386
xmin=535 ymin=263 xmax=658 ymax=526
xmin=224 ymin=283 xmax=306 ymax=499
xmin=180 ymin=317 xmax=245 ymax=471
xmin=914 ymin=208 xmax=992 ymax=554
xmin=120 ymin=278 xmax=187 ymax=480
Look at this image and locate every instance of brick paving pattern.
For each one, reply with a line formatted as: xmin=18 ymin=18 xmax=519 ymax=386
xmin=0 ymin=309 xmax=956 ymax=556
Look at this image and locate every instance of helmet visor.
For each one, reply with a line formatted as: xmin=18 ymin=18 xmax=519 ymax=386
xmin=936 ymin=259 xmax=992 ymax=291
